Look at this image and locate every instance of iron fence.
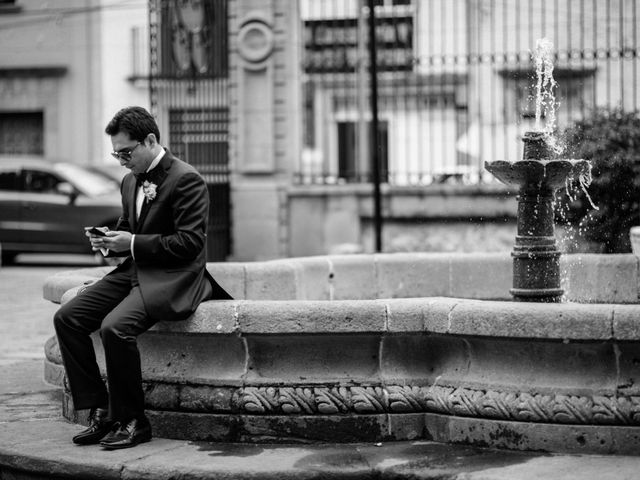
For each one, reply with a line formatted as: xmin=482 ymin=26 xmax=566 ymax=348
xmin=297 ymin=0 xmax=640 ymax=186
xmin=148 ymin=0 xmax=231 ymax=261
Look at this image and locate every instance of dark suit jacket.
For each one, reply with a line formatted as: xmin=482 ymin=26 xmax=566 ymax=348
xmin=108 ymin=150 xmax=231 ymax=321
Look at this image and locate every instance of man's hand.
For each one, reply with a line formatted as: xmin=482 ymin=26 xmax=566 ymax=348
xmin=87 ymin=230 xmax=132 ymax=253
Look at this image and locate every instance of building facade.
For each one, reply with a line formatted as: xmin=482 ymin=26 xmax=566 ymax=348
xmin=0 ymin=0 xmax=149 ymax=167
xmin=2 ymin=0 xmax=638 ymax=260
xmin=298 ymin=0 xmax=640 ymax=186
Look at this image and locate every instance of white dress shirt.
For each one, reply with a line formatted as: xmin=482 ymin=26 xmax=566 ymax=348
xmin=131 ymin=148 xmax=165 ymax=257
xmin=135 ymin=149 xmax=165 ymax=219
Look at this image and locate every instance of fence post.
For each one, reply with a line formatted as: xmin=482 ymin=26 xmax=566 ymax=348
xmin=367 ymin=0 xmax=382 ymax=253
xmin=357 ymin=0 xmax=369 ymax=183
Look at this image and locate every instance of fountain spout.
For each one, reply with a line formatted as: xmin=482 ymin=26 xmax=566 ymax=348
xmin=521 ymin=130 xmax=555 ymax=160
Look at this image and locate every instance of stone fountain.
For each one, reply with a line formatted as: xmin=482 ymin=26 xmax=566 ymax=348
xmin=485 ymin=132 xmax=591 ymax=302
xmin=486 ymin=38 xmax=593 ymax=302
xmin=40 ymin=252 xmax=640 ymax=455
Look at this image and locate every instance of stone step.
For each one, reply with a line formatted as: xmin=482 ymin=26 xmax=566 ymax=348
xmin=4 ymin=361 xmax=640 ymax=479
xmin=5 ymin=415 xmax=640 ymax=480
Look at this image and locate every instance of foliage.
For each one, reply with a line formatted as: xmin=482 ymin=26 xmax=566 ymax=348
xmin=554 ymin=109 xmax=640 ymax=253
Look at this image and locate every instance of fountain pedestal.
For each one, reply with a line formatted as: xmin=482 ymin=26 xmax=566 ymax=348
xmin=485 ymin=131 xmax=591 ymax=302
xmin=511 ymin=185 xmax=562 ymax=301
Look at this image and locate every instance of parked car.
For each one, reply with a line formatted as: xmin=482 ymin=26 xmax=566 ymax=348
xmin=87 ymin=163 xmax=128 ymax=187
xmin=0 ymin=158 xmax=123 ymax=264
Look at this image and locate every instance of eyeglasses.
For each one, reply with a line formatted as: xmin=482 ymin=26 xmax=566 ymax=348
xmin=111 ymin=142 xmax=142 ymax=161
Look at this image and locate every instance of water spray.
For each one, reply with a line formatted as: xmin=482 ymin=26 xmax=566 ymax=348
xmin=532 ymin=37 xmax=563 ymax=155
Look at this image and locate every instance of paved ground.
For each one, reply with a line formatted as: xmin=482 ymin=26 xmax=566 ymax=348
xmin=0 ymin=254 xmax=96 ymax=366
xmin=2 ymin=255 xmax=640 ymax=479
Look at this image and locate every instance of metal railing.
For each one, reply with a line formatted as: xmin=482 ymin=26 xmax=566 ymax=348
xmin=296 ymin=0 xmax=640 ymax=186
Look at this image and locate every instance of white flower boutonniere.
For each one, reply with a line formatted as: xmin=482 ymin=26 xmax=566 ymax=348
xmin=142 ymin=180 xmax=157 ymax=202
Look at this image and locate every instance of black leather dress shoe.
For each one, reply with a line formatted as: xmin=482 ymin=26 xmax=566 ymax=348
xmin=72 ymin=408 xmax=114 ymax=445
xmin=99 ymin=416 xmax=152 ymax=450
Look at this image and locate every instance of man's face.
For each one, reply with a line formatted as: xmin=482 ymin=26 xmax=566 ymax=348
xmin=110 ymin=132 xmax=152 ymax=175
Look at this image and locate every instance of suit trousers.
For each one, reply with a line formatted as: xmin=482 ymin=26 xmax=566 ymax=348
xmin=53 ymin=261 xmax=156 ymax=422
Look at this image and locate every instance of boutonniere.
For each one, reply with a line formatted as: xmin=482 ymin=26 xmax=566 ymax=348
xmin=142 ymin=180 xmax=157 ymax=202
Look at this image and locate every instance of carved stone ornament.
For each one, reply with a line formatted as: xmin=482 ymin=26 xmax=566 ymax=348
xmin=237 ymin=18 xmax=274 ymax=68
xmin=64 ymin=368 xmax=640 ymax=426
xmin=234 ymin=384 xmax=640 ymax=425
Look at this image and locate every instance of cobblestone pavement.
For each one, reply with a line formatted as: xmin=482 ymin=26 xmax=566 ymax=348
xmin=0 ymin=254 xmax=95 ymax=366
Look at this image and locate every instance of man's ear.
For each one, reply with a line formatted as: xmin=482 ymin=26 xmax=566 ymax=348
xmin=145 ymin=133 xmax=158 ymax=146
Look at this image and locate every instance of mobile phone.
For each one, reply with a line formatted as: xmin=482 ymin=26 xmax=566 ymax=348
xmin=85 ymin=226 xmax=107 ymax=236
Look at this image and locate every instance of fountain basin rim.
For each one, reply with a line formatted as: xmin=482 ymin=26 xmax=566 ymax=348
xmin=44 ymin=253 xmax=639 ymax=308
xmin=139 ymin=296 xmax=635 ymax=342
xmin=486 ymin=158 xmax=587 ymax=165
xmin=484 ymin=158 xmax=591 ymax=189
xmin=51 ymin=281 xmax=639 ymax=342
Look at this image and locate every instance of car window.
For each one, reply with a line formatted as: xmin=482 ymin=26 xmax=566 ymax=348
xmin=23 ymin=169 xmax=62 ymax=193
xmin=0 ymin=168 xmax=20 ymax=191
xmin=54 ymin=163 xmax=119 ymax=197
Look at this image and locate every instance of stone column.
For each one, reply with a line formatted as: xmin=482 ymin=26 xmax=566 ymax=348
xmin=228 ymin=0 xmax=302 ymax=260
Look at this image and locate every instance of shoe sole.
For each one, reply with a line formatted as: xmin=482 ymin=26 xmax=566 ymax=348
xmin=72 ymin=429 xmax=114 ymax=446
xmin=73 ymin=438 xmax=106 ymax=446
xmin=99 ymin=435 xmax=152 ymax=450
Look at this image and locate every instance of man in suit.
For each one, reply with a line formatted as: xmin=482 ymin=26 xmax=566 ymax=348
xmin=53 ymin=106 xmax=232 ymax=450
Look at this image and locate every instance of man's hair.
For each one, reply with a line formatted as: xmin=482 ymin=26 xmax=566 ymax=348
xmin=105 ymin=106 xmax=161 ymax=143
